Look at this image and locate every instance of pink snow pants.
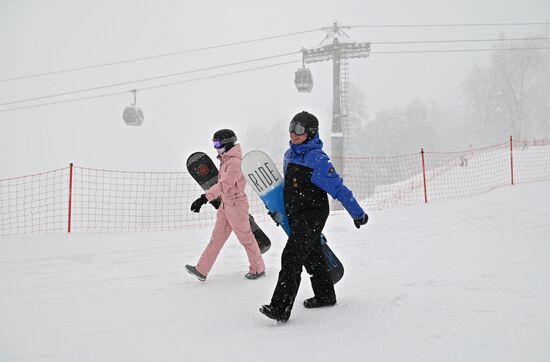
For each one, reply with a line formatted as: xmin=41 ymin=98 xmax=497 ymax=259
xmin=195 ymin=197 xmax=265 ymax=277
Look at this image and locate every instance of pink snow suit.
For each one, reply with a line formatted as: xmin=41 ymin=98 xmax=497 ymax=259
xmin=195 ymin=144 xmax=265 ymax=276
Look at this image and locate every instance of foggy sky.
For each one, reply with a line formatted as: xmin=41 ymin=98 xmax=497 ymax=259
xmin=1 ymin=0 xmax=549 ymax=178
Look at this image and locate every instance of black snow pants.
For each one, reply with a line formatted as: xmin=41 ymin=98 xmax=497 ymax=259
xmin=269 ymin=209 xmax=336 ymax=319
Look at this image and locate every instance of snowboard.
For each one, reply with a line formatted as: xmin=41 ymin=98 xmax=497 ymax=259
xmin=241 ymin=150 xmax=344 ymax=284
xmin=186 ymin=152 xmax=271 ymax=254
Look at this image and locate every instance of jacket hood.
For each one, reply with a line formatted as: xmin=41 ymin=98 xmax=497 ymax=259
xmin=219 ymin=143 xmax=242 ymax=160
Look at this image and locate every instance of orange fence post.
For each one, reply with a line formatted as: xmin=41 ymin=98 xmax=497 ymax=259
xmin=421 ymin=148 xmax=428 ymax=203
xmin=68 ymin=163 xmax=74 ymax=233
xmin=509 ymin=136 xmax=514 ymax=186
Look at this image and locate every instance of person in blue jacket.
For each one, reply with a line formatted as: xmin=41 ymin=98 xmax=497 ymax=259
xmin=260 ymin=111 xmax=369 ymax=322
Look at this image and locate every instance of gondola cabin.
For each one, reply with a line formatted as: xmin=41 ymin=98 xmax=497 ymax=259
xmin=294 ymin=67 xmax=313 ymax=93
xmin=122 ymin=105 xmax=144 ymax=127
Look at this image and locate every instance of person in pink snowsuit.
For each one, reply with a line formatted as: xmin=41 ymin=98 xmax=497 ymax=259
xmin=185 ymin=129 xmax=266 ymax=282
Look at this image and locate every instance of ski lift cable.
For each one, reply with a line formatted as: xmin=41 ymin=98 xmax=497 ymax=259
xmin=371 ymin=46 xmax=550 ymax=55
xmin=0 ymin=51 xmax=301 ymax=107
xmin=349 ymin=22 xmax=550 ymax=28
xmin=0 ymin=89 xmax=130 ymax=114
xmin=138 ymin=60 xmax=300 ymax=92
xmin=0 ymin=59 xmax=301 ymax=114
xmin=0 ymin=28 xmax=321 ymax=83
xmin=371 ymin=36 xmax=550 ymax=45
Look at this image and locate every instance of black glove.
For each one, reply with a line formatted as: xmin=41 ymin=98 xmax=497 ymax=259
xmin=191 ymin=194 xmax=208 ymax=213
xmin=268 ymin=211 xmax=282 ymax=226
xmin=210 ymin=198 xmax=221 ymax=209
xmin=354 ymin=213 xmax=369 ymax=229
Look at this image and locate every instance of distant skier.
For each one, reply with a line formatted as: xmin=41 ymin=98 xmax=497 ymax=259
xmin=460 ymin=154 xmax=468 ymax=167
xmin=259 ymin=111 xmax=368 ymax=322
xmin=185 ymin=129 xmax=266 ymax=281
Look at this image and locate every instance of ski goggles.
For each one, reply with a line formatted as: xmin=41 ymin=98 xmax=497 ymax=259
xmin=288 ymin=121 xmax=307 ymax=135
xmin=212 ymin=136 xmax=237 ymax=149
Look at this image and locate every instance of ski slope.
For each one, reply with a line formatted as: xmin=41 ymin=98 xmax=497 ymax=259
xmin=1 ymin=181 xmax=549 ymax=362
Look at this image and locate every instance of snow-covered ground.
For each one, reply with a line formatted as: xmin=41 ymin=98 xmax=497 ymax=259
xmin=1 ymin=181 xmax=549 ymax=362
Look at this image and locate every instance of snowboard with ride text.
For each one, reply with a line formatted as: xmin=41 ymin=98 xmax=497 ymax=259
xmin=241 ymin=150 xmax=344 ymax=284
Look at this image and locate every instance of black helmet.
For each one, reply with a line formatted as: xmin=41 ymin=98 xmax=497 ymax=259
xmin=213 ymin=129 xmax=237 ymax=151
xmin=289 ymin=111 xmax=319 ymax=139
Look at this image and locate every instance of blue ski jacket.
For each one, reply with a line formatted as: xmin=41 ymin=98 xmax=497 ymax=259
xmin=283 ymin=134 xmax=365 ymax=220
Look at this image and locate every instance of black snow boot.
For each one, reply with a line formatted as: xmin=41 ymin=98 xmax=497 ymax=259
xmin=303 ymin=297 xmax=336 ymax=309
xmin=259 ymin=304 xmax=290 ymax=322
xmin=244 ymin=271 xmax=266 ymax=280
xmin=185 ymin=264 xmax=206 ymax=282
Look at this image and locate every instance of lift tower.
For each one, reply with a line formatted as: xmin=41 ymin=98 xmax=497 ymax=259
xmin=297 ymin=22 xmax=370 ymax=181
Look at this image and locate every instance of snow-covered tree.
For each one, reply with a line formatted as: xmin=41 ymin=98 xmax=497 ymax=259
xmin=461 ymin=33 xmax=550 ymax=142
xmin=343 ymin=83 xmax=369 ymax=156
